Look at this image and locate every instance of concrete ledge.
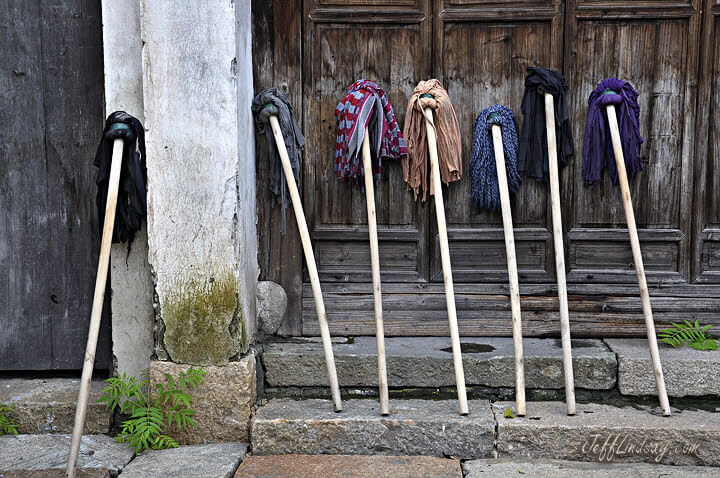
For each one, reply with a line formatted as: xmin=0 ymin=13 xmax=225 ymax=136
xmin=463 ymin=458 xmax=720 ymax=477
xmin=119 ymin=442 xmax=247 ymax=478
xmin=263 ymin=337 xmax=616 ymax=390
xmin=0 ymin=434 xmax=134 ymax=474
xmin=251 ymin=398 xmax=494 ymax=458
xmin=0 ymin=378 xmax=109 ymax=434
xmin=606 ymin=339 xmax=720 ymax=397
xmin=495 ymin=401 xmax=720 ymax=466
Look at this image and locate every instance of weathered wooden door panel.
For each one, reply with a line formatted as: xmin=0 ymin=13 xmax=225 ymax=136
xmin=254 ymin=0 xmax=719 ymax=337
xmin=563 ymin=0 xmax=701 ymax=284
xmin=692 ymin=0 xmax=720 ymax=282
xmin=434 ymin=1 xmax=564 ymax=284
xmin=0 ymin=0 xmax=109 ymax=370
xmin=303 ymin=0 xmax=432 ymax=285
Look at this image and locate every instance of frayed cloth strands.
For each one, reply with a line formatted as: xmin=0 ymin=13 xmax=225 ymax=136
xmin=403 ymin=79 xmax=463 ymax=201
xmin=93 ymin=111 xmax=146 ymax=247
xmin=518 ymin=67 xmax=574 ymax=182
xmin=334 ymin=79 xmax=407 ymax=186
xmin=583 ymin=78 xmax=644 ymax=187
xmin=252 ymin=88 xmax=305 ymax=234
xmin=470 ymin=105 xmax=521 ymax=211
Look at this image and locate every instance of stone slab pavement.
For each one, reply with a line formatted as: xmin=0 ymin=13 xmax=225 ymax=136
xmin=464 ymin=458 xmax=720 ymax=477
xmin=119 ymin=442 xmax=247 ymax=478
xmin=0 ymin=434 xmax=133 ymax=474
xmin=606 ymin=338 xmax=720 ymax=397
xmin=234 ymin=455 xmax=462 ymax=478
xmin=263 ymin=337 xmax=616 ymax=390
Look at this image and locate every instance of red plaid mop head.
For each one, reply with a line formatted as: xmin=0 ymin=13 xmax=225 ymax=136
xmin=334 ymin=79 xmax=408 ymax=186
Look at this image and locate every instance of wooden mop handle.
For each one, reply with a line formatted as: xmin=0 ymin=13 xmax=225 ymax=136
xmin=606 ymin=104 xmax=671 ymax=416
xmin=268 ymin=115 xmax=342 ymax=412
xmin=491 ymin=124 xmax=526 ymax=417
xmin=361 ymin=128 xmax=390 ymax=416
xmin=67 ymin=138 xmax=124 ymax=478
xmin=543 ymin=93 xmax=576 ymax=415
xmin=422 ymin=106 xmax=469 ymax=415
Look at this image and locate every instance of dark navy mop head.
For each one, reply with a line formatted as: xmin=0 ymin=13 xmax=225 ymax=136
xmin=93 ymin=111 xmax=146 ymax=247
xmin=518 ymin=67 xmax=574 ymax=182
xmin=252 ymin=88 xmax=305 ymax=233
xmin=334 ymin=79 xmax=408 ymax=188
xmin=470 ymin=105 xmax=521 ymax=211
xmin=583 ymin=78 xmax=644 ymax=187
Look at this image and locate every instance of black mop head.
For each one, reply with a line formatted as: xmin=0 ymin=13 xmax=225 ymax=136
xmin=93 ymin=111 xmax=146 ymax=246
xmin=518 ymin=67 xmax=574 ymax=182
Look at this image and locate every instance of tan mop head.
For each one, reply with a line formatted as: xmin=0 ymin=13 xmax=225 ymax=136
xmin=402 ymin=79 xmax=463 ymax=200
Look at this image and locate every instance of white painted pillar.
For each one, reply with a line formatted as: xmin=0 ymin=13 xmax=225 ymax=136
xmin=101 ymin=0 xmax=153 ymax=378
xmin=140 ymin=0 xmax=257 ymax=365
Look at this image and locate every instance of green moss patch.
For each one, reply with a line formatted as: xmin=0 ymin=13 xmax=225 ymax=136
xmin=162 ymin=273 xmax=241 ymax=365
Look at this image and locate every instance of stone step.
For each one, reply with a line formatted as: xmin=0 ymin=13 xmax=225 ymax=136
xmin=251 ymin=398 xmax=720 ymax=466
xmin=464 ymin=458 xmax=720 ymax=477
xmin=251 ymin=398 xmax=495 ymax=458
xmin=262 ymin=337 xmax=616 ymax=390
xmin=606 ymin=339 xmax=720 ymax=397
xmin=0 ymin=434 xmax=134 ymax=475
xmin=495 ymin=401 xmax=720 ymax=466
xmin=235 ymin=455 xmax=462 ymax=478
xmin=0 ymin=378 xmax=109 ymax=434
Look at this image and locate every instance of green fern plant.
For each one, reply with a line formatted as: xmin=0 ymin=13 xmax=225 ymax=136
xmin=0 ymin=403 xmax=18 ymax=436
xmin=658 ymin=320 xmax=717 ymax=351
xmin=98 ymin=367 xmax=206 ymax=453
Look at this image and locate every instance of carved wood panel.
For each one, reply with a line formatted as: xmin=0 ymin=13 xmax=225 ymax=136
xmin=692 ymin=0 xmax=720 ymax=282
xmin=563 ymin=0 xmax=701 ymax=284
xmin=303 ymin=0 xmax=432 ymax=285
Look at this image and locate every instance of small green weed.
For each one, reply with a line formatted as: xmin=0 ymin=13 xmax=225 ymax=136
xmin=658 ymin=320 xmax=717 ymax=351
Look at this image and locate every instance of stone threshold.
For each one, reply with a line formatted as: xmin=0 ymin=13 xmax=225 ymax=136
xmin=251 ymin=398 xmax=720 ymax=466
xmin=261 ymin=336 xmax=720 ymax=400
xmin=261 ymin=336 xmax=616 ymax=390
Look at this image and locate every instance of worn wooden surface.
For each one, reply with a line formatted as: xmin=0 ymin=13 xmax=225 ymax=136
xmin=252 ymin=0 xmax=719 ymax=337
xmin=0 ymin=0 xmax=109 ymax=370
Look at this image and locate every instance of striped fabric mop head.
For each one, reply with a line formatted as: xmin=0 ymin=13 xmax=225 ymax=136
xmin=583 ymin=78 xmax=644 ymax=187
xmin=470 ymin=105 xmax=521 ymax=211
xmin=334 ymin=79 xmax=407 ymax=187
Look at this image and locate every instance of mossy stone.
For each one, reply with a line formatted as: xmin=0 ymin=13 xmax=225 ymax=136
xmin=162 ymin=274 xmax=242 ymax=365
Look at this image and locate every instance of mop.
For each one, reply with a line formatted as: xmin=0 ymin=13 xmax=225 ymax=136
xmin=67 ymin=112 xmax=147 ymax=477
xmin=583 ymin=78 xmax=671 ymax=416
xmin=252 ymin=89 xmax=342 ymax=412
xmin=518 ymin=67 xmax=577 ymax=415
xmin=335 ymin=79 xmax=408 ymax=415
xmin=471 ymin=104 xmax=526 ymax=415
xmin=404 ymin=79 xmax=468 ymax=415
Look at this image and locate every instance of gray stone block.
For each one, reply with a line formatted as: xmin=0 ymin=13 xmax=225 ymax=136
xmin=464 ymin=458 xmax=720 ymax=477
xmin=0 ymin=434 xmax=133 ymax=473
xmin=0 ymin=379 xmax=109 ymax=434
xmin=606 ymin=338 xmax=720 ymax=397
xmin=263 ymin=337 xmax=616 ymax=390
xmin=149 ymin=354 xmax=256 ymax=444
xmin=119 ymin=442 xmax=247 ymax=478
xmin=251 ymin=398 xmax=495 ymax=458
xmin=495 ymin=401 xmax=720 ymax=466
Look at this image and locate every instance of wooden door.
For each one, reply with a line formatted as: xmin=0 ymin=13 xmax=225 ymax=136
xmin=253 ymin=0 xmax=720 ymax=338
xmin=0 ymin=0 xmax=110 ymax=370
